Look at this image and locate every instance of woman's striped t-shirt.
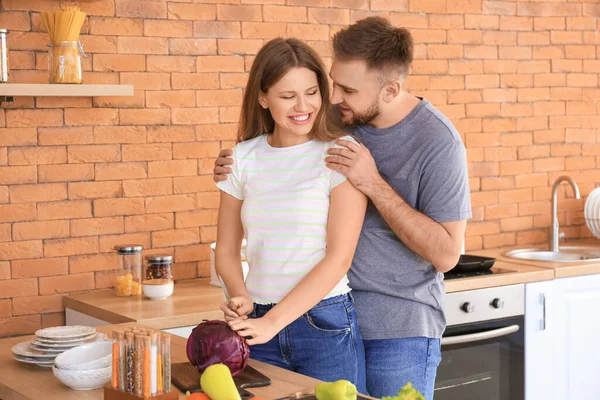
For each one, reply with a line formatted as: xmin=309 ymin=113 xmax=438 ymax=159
xmin=216 ymin=134 xmax=355 ymax=304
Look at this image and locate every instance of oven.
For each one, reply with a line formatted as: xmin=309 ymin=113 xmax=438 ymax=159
xmin=435 ymin=284 xmax=525 ymax=400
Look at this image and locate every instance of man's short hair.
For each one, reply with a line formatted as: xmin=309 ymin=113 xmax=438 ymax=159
xmin=332 ymin=16 xmax=414 ymax=80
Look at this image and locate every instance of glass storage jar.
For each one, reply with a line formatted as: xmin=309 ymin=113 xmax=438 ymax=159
xmin=145 ymin=255 xmax=173 ymax=281
xmin=0 ymin=29 xmax=8 ymax=83
xmin=48 ymin=41 xmax=85 ymax=84
xmin=143 ymin=255 xmax=174 ymax=300
xmin=114 ymin=244 xmax=143 ymax=297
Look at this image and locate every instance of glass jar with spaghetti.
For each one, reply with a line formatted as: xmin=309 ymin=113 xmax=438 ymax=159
xmin=47 ymin=41 xmax=85 ymax=84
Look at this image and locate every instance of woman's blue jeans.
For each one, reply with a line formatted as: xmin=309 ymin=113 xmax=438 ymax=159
xmin=248 ymin=293 xmax=367 ymax=394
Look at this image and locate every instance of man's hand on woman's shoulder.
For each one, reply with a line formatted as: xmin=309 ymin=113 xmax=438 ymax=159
xmin=213 ymin=148 xmax=233 ymax=182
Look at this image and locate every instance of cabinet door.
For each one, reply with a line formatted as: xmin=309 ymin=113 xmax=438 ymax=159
xmin=525 ymin=281 xmax=555 ymax=400
xmin=554 ymin=274 xmax=600 ymax=400
xmin=161 ymin=325 xmax=195 ymax=339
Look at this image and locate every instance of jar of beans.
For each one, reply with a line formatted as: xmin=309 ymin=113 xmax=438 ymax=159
xmin=145 ymin=255 xmax=173 ymax=281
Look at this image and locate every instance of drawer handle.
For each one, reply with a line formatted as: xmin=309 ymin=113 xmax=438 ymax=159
xmin=541 ymin=293 xmax=546 ymax=331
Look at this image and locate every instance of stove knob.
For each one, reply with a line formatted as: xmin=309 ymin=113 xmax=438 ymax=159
xmin=461 ymin=302 xmax=474 ymax=313
xmin=492 ymin=298 xmax=505 ymax=309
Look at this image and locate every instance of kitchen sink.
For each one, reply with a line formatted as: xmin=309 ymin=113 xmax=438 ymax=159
xmin=504 ymin=246 xmax=600 ymax=263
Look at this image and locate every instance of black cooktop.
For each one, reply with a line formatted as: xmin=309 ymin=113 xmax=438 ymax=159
xmin=443 ymin=254 xmax=511 ymax=280
xmin=444 ymin=269 xmax=495 ymax=280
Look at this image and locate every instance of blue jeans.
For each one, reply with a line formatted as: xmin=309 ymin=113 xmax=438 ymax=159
xmin=364 ymin=337 xmax=441 ymax=399
xmin=249 ymin=293 xmax=367 ymax=394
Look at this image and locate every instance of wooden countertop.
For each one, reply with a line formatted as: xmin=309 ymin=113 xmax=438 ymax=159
xmin=65 ymin=267 xmax=558 ymax=327
xmin=0 ymin=323 xmax=336 ymax=400
xmin=64 ymin=280 xmax=226 ymax=329
xmin=470 ymin=238 xmax=600 ymax=279
xmin=445 ymin=260 xmax=554 ymax=292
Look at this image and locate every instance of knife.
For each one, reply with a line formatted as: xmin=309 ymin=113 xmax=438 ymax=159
xmin=274 ymin=390 xmax=315 ymax=400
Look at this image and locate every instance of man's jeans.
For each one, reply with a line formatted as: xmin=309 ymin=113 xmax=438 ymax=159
xmin=248 ymin=293 xmax=367 ymax=394
xmin=364 ymin=337 xmax=442 ymax=399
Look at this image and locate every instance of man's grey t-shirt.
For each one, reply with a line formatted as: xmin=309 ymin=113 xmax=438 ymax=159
xmin=349 ymin=98 xmax=472 ymax=341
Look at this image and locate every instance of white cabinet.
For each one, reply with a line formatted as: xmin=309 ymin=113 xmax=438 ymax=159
xmin=161 ymin=326 xmax=195 ymax=339
xmin=525 ymin=280 xmax=555 ymax=400
xmin=553 ymin=274 xmax=600 ymax=400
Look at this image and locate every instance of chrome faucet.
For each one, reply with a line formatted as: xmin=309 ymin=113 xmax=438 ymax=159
xmin=551 ymin=176 xmax=580 ymax=252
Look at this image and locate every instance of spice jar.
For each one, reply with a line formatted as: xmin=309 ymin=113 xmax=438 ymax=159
xmin=0 ymin=29 xmax=8 ymax=83
xmin=145 ymin=255 xmax=173 ymax=281
xmin=114 ymin=244 xmax=143 ymax=297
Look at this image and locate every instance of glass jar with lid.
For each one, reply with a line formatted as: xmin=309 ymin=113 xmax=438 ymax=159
xmin=114 ymin=244 xmax=143 ymax=297
xmin=143 ymin=255 xmax=174 ymax=300
xmin=0 ymin=29 xmax=9 ymax=83
xmin=145 ymin=255 xmax=173 ymax=281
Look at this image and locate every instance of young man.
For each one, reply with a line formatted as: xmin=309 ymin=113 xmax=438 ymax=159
xmin=213 ymin=17 xmax=471 ymax=399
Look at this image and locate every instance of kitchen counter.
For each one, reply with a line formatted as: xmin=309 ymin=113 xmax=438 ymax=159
xmin=470 ymin=238 xmax=600 ymax=279
xmin=64 ymin=279 xmax=226 ymax=330
xmin=65 ymin=266 xmax=557 ymax=330
xmin=0 ymin=323 xmax=339 ymax=400
xmin=444 ymin=260 xmax=554 ymax=292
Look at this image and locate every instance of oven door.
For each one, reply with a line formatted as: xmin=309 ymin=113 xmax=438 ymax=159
xmin=434 ymin=316 xmax=524 ymax=400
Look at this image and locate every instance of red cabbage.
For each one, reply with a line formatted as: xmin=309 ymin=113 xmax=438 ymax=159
xmin=186 ymin=320 xmax=250 ymax=376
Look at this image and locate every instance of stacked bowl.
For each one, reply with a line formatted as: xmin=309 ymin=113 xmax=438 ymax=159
xmin=52 ymin=340 xmax=113 ymax=390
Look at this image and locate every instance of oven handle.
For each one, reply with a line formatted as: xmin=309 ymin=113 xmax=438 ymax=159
xmin=441 ymin=325 xmax=520 ymax=346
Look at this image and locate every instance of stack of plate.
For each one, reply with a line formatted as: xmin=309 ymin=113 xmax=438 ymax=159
xmin=12 ymin=325 xmax=107 ymax=368
xmin=585 ymin=188 xmax=600 ymax=238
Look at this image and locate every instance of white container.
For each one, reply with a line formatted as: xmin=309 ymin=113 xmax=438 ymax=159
xmin=209 ymin=240 xmax=249 ymax=287
xmin=54 ymin=341 xmax=112 ymax=371
xmin=53 ymin=365 xmax=111 ymax=390
xmin=142 ymin=279 xmax=174 ymax=300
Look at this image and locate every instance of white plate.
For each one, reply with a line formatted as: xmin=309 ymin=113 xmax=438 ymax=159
xmin=584 ymin=189 xmax=597 ymax=236
xmin=13 ymin=355 xmax=54 ymax=368
xmin=35 ymin=332 xmax=96 ymax=344
xmin=594 ymin=194 xmax=600 ymax=238
xmin=591 ymin=190 xmax=600 ymax=238
xmin=12 ymin=341 xmax=59 ymax=359
xmin=31 ymin=333 xmax=108 ymax=348
xmin=35 ymin=325 xmax=96 ymax=340
xmin=584 ymin=189 xmax=594 ymax=221
xmin=590 ymin=189 xmax=600 ymax=236
xmin=30 ymin=344 xmax=69 ymax=353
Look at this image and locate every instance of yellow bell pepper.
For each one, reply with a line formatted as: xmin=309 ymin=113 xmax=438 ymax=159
xmin=315 ymin=380 xmax=357 ymax=400
xmin=200 ymin=363 xmax=241 ymax=400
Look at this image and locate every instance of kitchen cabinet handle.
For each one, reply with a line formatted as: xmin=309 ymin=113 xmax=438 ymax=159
xmin=441 ymin=325 xmax=519 ymax=346
xmin=540 ymin=293 xmax=546 ymax=331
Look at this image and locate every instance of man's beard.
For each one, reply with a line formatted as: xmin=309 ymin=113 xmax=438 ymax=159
xmin=341 ymin=97 xmax=380 ymax=127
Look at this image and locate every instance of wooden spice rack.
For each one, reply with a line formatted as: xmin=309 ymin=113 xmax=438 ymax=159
xmin=104 ymin=385 xmax=178 ymax=400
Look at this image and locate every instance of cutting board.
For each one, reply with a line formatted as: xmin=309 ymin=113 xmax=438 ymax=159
xmin=171 ymin=362 xmax=271 ymax=396
xmin=295 ymin=396 xmax=372 ymax=400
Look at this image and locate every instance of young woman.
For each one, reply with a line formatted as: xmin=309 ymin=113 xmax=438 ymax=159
xmin=215 ymin=38 xmax=367 ymax=392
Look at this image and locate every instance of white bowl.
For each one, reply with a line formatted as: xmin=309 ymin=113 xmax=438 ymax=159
xmin=52 ymin=365 xmax=111 ymax=390
xmin=143 ymin=280 xmax=174 ymax=300
xmin=54 ymin=341 xmax=112 ymax=371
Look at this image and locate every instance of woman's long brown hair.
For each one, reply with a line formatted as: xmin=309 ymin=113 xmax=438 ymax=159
xmin=238 ymin=38 xmax=341 ymax=143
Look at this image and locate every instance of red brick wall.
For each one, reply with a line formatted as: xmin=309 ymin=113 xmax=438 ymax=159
xmin=0 ymin=0 xmax=598 ymax=336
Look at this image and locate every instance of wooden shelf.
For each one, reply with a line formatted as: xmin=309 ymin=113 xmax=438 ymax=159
xmin=0 ymin=84 xmax=134 ymax=97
